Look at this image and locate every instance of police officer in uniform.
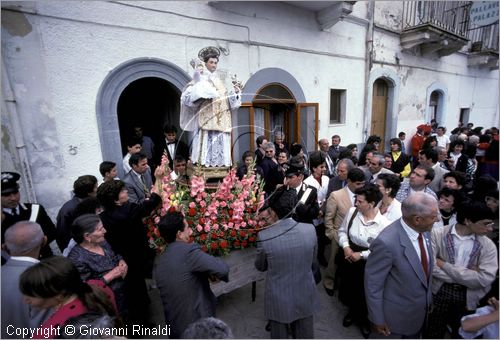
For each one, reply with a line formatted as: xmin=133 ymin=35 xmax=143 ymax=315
xmin=1 ymin=172 xmax=56 ymax=262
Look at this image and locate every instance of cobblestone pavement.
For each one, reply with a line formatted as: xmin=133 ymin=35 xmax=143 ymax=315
xmin=216 ymin=272 xmax=363 ymax=339
xmin=147 ymin=266 xmax=364 ymax=339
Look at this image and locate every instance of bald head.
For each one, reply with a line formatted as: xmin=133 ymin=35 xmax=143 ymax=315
xmin=4 ymin=221 xmax=44 ymax=256
xmin=401 ymin=192 xmax=439 ymax=232
xmin=318 ymin=138 xmax=329 ymax=152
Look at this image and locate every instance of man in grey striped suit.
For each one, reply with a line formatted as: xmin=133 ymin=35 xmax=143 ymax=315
xmin=255 ymin=188 xmax=319 ymax=338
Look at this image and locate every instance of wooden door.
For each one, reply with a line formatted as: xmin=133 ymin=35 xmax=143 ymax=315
xmin=371 ymin=79 xmax=388 ymax=148
xmin=296 ymin=103 xmax=319 ymax=151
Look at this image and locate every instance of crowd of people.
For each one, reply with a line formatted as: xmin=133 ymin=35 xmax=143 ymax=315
xmin=1 ymin=104 xmax=499 ymax=340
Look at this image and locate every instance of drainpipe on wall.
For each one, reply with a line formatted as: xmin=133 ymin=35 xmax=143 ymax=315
xmin=1 ymin=58 xmax=37 ymax=203
xmin=362 ymin=0 xmax=375 ymax=142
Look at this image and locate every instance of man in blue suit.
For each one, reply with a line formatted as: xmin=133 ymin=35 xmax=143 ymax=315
xmin=364 ymin=192 xmax=439 ymax=338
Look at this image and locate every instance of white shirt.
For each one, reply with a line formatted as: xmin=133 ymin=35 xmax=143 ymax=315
xmin=346 ymin=187 xmax=356 ymax=206
xmin=166 ymin=138 xmax=175 ymax=159
xmin=433 ymin=211 xmax=457 ymax=229
xmin=435 ymin=134 xmax=450 ymax=148
xmin=459 ymin=305 xmax=499 ymax=339
xmin=450 ymin=152 xmax=461 ymax=167
xmin=401 ymin=218 xmax=430 ymax=266
xmin=338 ymin=207 xmax=390 ymax=258
xmin=377 ymin=199 xmax=402 ymax=223
xmin=123 ymin=153 xmax=132 ymax=173
xmin=451 ymin=224 xmax=475 ymax=268
xmin=9 ymin=256 xmax=39 ymax=264
xmin=303 ymin=175 xmax=329 ymax=205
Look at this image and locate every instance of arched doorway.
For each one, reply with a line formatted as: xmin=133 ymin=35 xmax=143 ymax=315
xmin=428 ymin=90 xmax=443 ymax=124
xmin=233 ymin=68 xmax=315 ymax=163
xmin=425 ymin=82 xmax=448 ymax=127
xmin=371 ymin=78 xmax=389 ymax=149
xmin=117 ymin=77 xmax=181 ymax=157
xmin=252 ymin=83 xmax=296 ymax=147
xmin=366 ymin=68 xmax=400 ymax=153
xmin=96 ymin=58 xmax=191 ymax=178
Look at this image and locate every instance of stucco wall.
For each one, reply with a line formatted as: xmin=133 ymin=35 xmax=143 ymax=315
xmin=1 ymin=0 xmax=498 ymax=219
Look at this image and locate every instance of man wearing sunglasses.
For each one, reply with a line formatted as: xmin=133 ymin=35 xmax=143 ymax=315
xmin=1 ymin=172 xmax=56 ymax=262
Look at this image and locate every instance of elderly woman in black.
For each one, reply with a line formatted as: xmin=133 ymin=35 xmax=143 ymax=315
xmin=337 ymin=183 xmax=390 ymax=338
xmin=68 ymin=214 xmax=128 ymax=316
xmin=96 ymin=179 xmax=161 ymax=327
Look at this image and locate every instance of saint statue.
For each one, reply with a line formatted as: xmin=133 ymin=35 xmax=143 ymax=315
xmin=180 ymin=47 xmax=242 ymax=167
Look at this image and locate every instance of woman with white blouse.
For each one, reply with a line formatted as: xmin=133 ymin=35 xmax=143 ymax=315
xmin=375 ymin=173 xmax=402 ymax=223
xmin=337 ymin=183 xmax=390 ymax=338
xmin=304 ymin=151 xmax=331 ymax=266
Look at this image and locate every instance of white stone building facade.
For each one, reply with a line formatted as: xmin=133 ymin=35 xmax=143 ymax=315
xmin=2 ymin=1 xmax=498 ymax=218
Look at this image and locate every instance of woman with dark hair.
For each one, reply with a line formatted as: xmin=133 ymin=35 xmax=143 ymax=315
xmin=153 ymin=211 xmax=229 ymax=338
xmin=389 ymin=138 xmax=411 ymax=179
xmin=365 ymin=135 xmax=382 ymax=152
xmin=346 ymin=143 xmax=359 ymax=158
xmin=96 ymin=179 xmax=161 ymax=327
xmin=20 ymin=257 xmax=118 ymax=339
xmin=68 ymin=214 xmax=128 ymax=316
xmin=339 ymin=145 xmax=359 ymax=166
xmin=422 ymin=135 xmax=438 ymax=150
xmin=304 ymin=151 xmax=330 ymax=266
xmin=433 ymin=187 xmax=462 ymax=229
xmin=445 ymin=140 xmax=473 ymax=176
xmin=236 ymin=150 xmax=263 ymax=180
xmin=375 ymin=173 xmax=402 ymax=223
xmin=337 ymin=183 xmax=390 ymax=337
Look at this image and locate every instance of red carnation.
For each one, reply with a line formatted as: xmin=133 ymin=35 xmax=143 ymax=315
xmin=201 ymin=245 xmax=208 ymax=252
xmin=200 ymin=234 xmax=207 ymax=241
xmin=239 ymin=230 xmax=246 ymax=238
xmin=210 ymin=242 xmax=218 ymax=250
xmin=188 ymin=208 xmax=196 ymax=216
xmin=248 ymin=236 xmax=255 ymax=242
xmin=234 ymin=241 xmax=240 ymax=247
xmin=228 ymin=209 xmax=234 ymax=216
xmin=230 ymin=230 xmax=237 ymax=237
xmin=241 ymin=240 xmax=248 ymax=248
xmin=199 ymin=217 xmax=206 ymax=224
xmin=169 ymin=206 xmax=176 ymax=213
xmin=220 ymin=240 xmax=228 ymax=249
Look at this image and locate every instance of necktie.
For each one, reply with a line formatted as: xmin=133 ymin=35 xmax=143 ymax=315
xmin=11 ymin=208 xmax=17 ymax=216
xmin=140 ymin=174 xmax=148 ymax=194
xmin=418 ymin=233 xmax=429 ymax=279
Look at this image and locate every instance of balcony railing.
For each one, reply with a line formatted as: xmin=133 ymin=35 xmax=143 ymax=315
xmin=468 ymin=22 xmax=499 ymax=52
xmin=403 ymin=1 xmax=472 ymax=38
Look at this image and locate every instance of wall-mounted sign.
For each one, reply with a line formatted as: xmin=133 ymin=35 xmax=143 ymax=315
xmin=470 ymin=1 xmax=499 ymax=27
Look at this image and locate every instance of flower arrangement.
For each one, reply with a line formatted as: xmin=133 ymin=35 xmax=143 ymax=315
xmin=146 ymin=153 xmax=266 ymax=256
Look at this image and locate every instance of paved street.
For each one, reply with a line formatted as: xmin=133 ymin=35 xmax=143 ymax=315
xmin=147 ymin=249 xmax=364 ymax=339
xmin=216 ymin=270 xmax=363 ymax=339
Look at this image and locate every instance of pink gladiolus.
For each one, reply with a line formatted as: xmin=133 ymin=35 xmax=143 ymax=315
xmin=212 ymin=224 xmax=219 ymax=230
xmin=196 ymin=224 xmax=203 ymax=232
xmin=189 ymin=201 xmax=196 ymax=209
xmin=154 ymin=216 xmax=160 ymax=224
xmin=204 ymin=225 xmax=211 ymax=233
xmin=228 ymin=222 xmax=234 ymax=228
xmin=199 ymin=200 xmax=206 ymax=207
xmin=220 ymin=201 xmax=227 ymax=208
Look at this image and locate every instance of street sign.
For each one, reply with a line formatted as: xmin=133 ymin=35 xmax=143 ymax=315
xmin=470 ymin=1 xmax=499 ymax=27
